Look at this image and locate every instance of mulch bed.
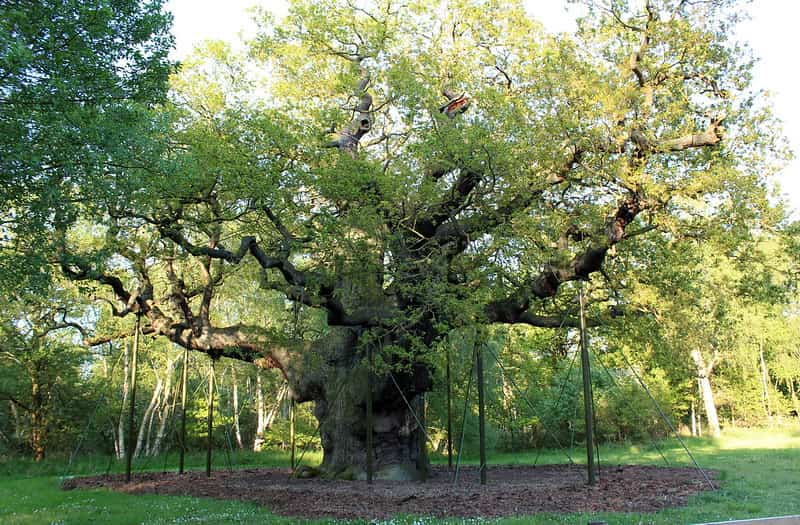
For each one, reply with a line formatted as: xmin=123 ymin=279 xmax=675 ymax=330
xmin=62 ymin=464 xmax=716 ymax=520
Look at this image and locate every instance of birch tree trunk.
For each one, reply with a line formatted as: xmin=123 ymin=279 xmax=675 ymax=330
xmin=691 ymin=349 xmax=720 ymax=438
xmin=231 ymin=367 xmax=243 ymax=449
xmin=150 ymin=356 xmax=178 ymax=456
xmin=144 ymin=390 xmax=157 ymax=454
xmin=253 ymin=371 xmax=266 ymax=452
xmin=266 ymin=383 xmax=288 ymax=430
xmin=115 ymin=340 xmax=130 ymax=460
xmin=134 ymin=375 xmax=163 ymax=458
xmin=696 ymin=384 xmax=703 ymax=437
xmin=698 ymin=375 xmax=720 ymax=437
xmin=690 ymin=349 xmax=720 ymax=438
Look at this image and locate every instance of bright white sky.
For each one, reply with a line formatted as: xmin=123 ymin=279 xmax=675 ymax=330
xmin=164 ymin=0 xmax=800 ymax=218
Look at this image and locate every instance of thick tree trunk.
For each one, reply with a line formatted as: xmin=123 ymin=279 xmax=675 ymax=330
xmin=691 ymin=349 xmax=720 ymax=438
xmin=698 ymin=375 xmax=720 ymax=437
xmin=294 ymin=328 xmax=430 ymax=481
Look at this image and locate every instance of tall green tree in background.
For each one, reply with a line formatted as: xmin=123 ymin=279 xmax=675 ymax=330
xmin=2 ymin=0 xmax=791 ymax=479
xmin=0 ymin=0 xmax=174 ymax=460
xmin=0 ymin=0 xmax=174 ymax=291
xmin=601 ymin=224 xmax=798 ymax=438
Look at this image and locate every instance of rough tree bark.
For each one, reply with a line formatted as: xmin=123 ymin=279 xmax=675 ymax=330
xmin=290 ymin=328 xmax=431 ymax=480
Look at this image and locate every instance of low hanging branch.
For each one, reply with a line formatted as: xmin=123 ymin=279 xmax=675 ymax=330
xmin=59 ymin=248 xmax=299 ymax=373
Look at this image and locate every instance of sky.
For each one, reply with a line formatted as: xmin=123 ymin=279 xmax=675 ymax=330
xmin=164 ymin=0 xmax=800 ymax=217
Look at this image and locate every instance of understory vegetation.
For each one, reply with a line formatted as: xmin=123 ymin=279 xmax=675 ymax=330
xmin=2 ymin=324 xmax=799 ymax=466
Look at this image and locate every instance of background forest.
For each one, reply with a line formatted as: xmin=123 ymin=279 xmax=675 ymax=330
xmin=1 ymin=0 xmax=799 ymax=471
xmin=3 ymin=228 xmax=798 ymax=463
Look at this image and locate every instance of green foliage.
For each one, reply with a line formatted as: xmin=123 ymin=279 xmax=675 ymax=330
xmin=593 ymin=368 xmax=678 ymax=443
xmin=424 ymin=325 xmax=683 ymax=457
xmin=262 ymin=404 xmax=320 ymax=452
xmin=2 ymin=0 xmax=799 ymax=482
xmin=0 ymin=286 xmax=95 ymax=459
xmin=0 ymin=0 xmax=175 ymax=293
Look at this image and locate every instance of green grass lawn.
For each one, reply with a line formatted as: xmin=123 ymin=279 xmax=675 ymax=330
xmin=1 ymin=427 xmax=798 ymax=524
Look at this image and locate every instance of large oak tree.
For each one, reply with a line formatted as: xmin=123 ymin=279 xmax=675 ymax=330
xmin=6 ymin=0 xmax=784 ymax=479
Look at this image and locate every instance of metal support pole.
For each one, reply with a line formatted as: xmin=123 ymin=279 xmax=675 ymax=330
xmin=416 ymin=393 xmax=428 ymax=481
xmin=453 ymin=345 xmax=476 ymax=484
xmin=579 ymin=282 xmax=597 ymax=486
xmin=290 ymin=399 xmax=296 ymax=470
xmin=697 ymin=378 xmax=703 ymax=437
xmin=476 ymin=341 xmax=487 ymax=486
xmin=125 ymin=314 xmax=140 ymax=483
xmin=179 ymin=345 xmax=189 ymax=474
xmin=365 ymin=345 xmax=374 ymax=483
xmin=446 ymin=345 xmax=453 ymax=469
xmin=206 ymin=359 xmax=215 ymax=478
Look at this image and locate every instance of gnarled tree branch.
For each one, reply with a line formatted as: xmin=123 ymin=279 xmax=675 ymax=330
xmin=324 ymin=68 xmax=373 ymax=156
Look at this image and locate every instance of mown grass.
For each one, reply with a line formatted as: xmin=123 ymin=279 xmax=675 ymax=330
xmin=1 ymin=426 xmax=798 ymax=524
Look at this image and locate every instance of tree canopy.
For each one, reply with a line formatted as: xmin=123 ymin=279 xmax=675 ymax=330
xmin=1 ymin=0 xmax=795 ymax=477
xmin=0 ymin=0 xmax=174 ymax=292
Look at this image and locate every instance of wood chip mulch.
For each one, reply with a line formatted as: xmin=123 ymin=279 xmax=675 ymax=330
xmin=62 ymin=464 xmax=717 ymax=520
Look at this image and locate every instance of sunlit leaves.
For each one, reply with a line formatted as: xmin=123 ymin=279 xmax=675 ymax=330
xmin=0 ymin=0 xmax=175 ymax=294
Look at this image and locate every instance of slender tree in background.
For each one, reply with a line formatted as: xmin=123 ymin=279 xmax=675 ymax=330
xmin=206 ymin=359 xmax=215 ymax=478
xmin=125 ymin=314 xmax=140 ymax=482
xmin=2 ymin=0 xmax=793 ymax=479
xmin=0 ymin=291 xmax=87 ymax=461
xmin=179 ymin=345 xmax=189 ymax=473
